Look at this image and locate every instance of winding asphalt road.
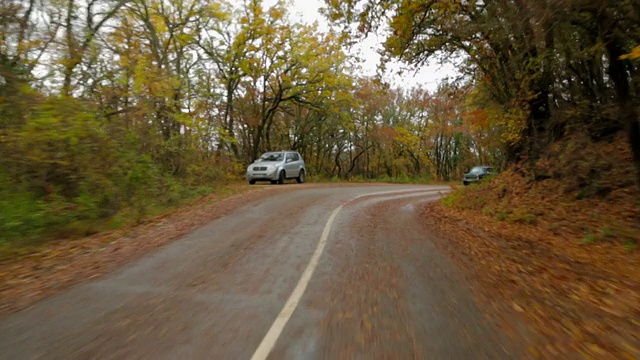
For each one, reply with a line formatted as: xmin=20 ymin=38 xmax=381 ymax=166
xmin=0 ymin=184 xmax=518 ymax=359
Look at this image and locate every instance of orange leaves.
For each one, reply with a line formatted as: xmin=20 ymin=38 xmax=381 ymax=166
xmin=463 ymin=109 xmax=488 ymax=127
xmin=620 ymin=46 xmax=640 ymax=60
xmin=372 ymin=125 xmax=398 ymax=144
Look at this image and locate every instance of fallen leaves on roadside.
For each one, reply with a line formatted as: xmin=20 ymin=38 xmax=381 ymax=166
xmin=423 ymin=201 xmax=640 ymax=359
xmin=0 ymin=184 xmax=280 ymax=316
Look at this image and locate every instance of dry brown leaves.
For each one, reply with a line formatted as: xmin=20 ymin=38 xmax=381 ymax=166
xmin=422 ymin=133 xmax=640 ymax=358
xmin=0 ymin=183 xmax=292 ymax=316
xmin=424 ymin=203 xmax=640 ymax=359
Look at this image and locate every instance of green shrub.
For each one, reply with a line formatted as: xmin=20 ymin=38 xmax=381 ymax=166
xmin=582 ymin=232 xmax=596 ymax=243
xmin=507 ymin=211 xmax=537 ymax=224
xmin=441 ymin=192 xmax=460 ymax=207
xmin=600 ymin=226 xmax=615 ymax=238
xmin=0 ymin=94 xmax=234 ymax=251
xmin=482 ymin=207 xmax=496 ymax=215
xmin=495 ymin=212 xmax=508 ymax=221
xmin=0 ymin=184 xmax=46 ymax=242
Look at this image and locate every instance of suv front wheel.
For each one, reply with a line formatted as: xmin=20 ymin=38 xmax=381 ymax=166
xmin=277 ymin=170 xmax=285 ymax=184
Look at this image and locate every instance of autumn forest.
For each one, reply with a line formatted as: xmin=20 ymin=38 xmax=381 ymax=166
xmin=1 ymin=0 xmax=639 ymax=243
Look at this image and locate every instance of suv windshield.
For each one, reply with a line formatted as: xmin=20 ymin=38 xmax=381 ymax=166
xmin=469 ymin=167 xmax=489 ymax=175
xmin=258 ymin=152 xmax=284 ymax=162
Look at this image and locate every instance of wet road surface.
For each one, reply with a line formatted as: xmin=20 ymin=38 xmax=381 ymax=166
xmin=0 ymin=184 xmax=518 ymax=359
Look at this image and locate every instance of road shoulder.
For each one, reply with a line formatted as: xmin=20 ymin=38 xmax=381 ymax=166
xmin=422 ymin=201 xmax=640 ymax=359
xmin=0 ymin=184 xmax=284 ymax=316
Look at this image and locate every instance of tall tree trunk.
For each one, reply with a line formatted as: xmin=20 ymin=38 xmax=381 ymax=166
xmin=220 ymin=80 xmax=239 ymax=158
xmin=603 ymin=33 xmax=640 ymax=187
xmin=62 ymin=0 xmax=76 ymax=97
xmin=513 ymin=0 xmax=552 ymax=162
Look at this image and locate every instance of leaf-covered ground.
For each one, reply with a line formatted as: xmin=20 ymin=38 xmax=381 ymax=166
xmin=424 ymin=132 xmax=640 ymax=358
xmin=0 ymin=183 xmax=281 ymax=316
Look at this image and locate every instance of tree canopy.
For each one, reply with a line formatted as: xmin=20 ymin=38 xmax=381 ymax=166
xmin=324 ymin=0 xmax=640 ymax=182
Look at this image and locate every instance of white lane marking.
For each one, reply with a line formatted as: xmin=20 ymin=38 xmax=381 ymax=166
xmin=250 ymin=204 xmax=342 ymax=360
xmin=250 ymin=188 xmax=446 ymax=360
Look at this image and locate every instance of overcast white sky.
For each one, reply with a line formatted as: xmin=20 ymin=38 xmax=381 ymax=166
xmin=269 ymin=0 xmax=457 ymax=92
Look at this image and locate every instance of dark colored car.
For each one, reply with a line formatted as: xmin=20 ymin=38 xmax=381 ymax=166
xmin=463 ymin=166 xmax=494 ymax=185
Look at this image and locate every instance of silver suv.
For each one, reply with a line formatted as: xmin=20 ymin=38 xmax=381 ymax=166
xmin=246 ymin=151 xmax=306 ymax=185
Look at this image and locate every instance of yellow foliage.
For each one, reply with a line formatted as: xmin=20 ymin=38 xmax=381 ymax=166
xmin=620 ymin=46 xmax=640 ymax=60
xmin=466 ymin=83 xmax=527 ymax=147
